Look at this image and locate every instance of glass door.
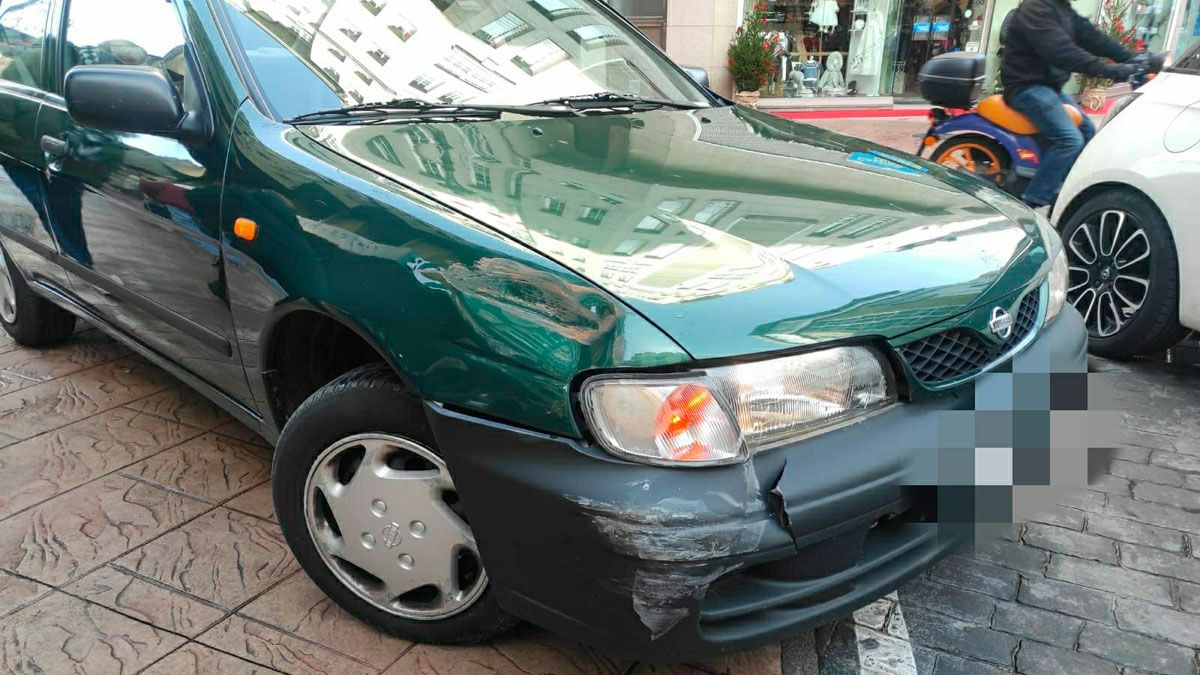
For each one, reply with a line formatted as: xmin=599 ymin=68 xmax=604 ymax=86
xmin=891 ymin=0 xmax=989 ymax=98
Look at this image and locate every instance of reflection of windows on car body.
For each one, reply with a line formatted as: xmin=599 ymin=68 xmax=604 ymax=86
xmin=361 ymin=0 xmax=385 ymax=16
xmin=339 ymin=27 xmax=361 ymax=42
xmin=367 ymin=49 xmax=390 ymax=66
xmin=569 ymin=25 xmax=625 ymax=47
xmin=530 ymin=0 xmax=589 ymax=20
xmin=355 ymin=71 xmax=374 ymax=86
xmin=656 ymin=198 xmax=691 ymax=215
xmin=694 ymin=200 xmax=740 ymax=225
xmin=512 ymin=39 xmax=568 ymax=75
xmin=409 ymin=74 xmax=435 ymax=93
xmin=579 ymin=207 xmax=609 ymax=225
xmin=635 ymin=216 xmax=667 ymax=233
xmin=475 ymin=13 xmax=533 ymax=48
xmin=327 ymin=48 xmax=346 ymax=62
xmin=472 ymin=165 xmax=492 ymax=191
xmin=614 ymin=239 xmax=645 ymax=256
xmin=388 ymin=23 xmax=416 ymax=42
xmin=541 ymin=197 xmax=566 ymax=216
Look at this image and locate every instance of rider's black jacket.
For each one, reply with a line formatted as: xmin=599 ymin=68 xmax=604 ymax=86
xmin=1001 ymin=0 xmax=1135 ymax=100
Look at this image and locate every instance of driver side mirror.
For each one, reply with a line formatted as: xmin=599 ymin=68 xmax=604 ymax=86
xmin=64 ymin=65 xmax=209 ymax=143
xmin=681 ymin=66 xmax=711 ymax=90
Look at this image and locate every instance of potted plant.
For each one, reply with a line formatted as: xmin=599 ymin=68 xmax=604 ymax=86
xmin=727 ymin=2 xmax=779 ymax=107
xmin=1078 ymin=0 xmax=1138 ymax=110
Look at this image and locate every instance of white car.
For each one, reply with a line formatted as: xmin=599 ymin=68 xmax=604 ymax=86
xmin=1053 ymin=44 xmax=1200 ymax=358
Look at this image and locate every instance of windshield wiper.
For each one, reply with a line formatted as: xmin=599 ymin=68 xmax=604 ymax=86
xmin=287 ymin=97 xmax=580 ymax=124
xmin=528 ymin=92 xmax=706 ymax=112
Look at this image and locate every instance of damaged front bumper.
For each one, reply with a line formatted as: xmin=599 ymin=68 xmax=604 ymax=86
xmin=425 ymin=309 xmax=1089 ymax=662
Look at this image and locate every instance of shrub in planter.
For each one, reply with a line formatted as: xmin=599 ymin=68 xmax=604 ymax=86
xmin=728 ymin=2 xmax=778 ymax=106
xmin=1077 ymin=0 xmax=1139 ymax=109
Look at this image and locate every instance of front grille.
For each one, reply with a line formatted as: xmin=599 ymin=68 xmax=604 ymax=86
xmin=900 ymin=291 xmax=1040 ymax=386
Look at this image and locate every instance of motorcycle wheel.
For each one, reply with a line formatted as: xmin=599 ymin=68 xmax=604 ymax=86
xmin=931 ymin=136 xmax=1011 ymax=189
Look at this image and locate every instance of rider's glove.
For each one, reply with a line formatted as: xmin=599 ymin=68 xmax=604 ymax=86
xmin=1104 ymin=63 xmax=1138 ymax=81
xmin=1148 ymin=52 xmax=1166 ymax=73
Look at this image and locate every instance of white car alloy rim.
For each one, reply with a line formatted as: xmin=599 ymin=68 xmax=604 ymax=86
xmin=303 ymin=433 xmax=487 ymax=620
xmin=1065 ymin=209 xmax=1151 ymax=339
xmin=0 ymin=246 xmax=17 ymax=325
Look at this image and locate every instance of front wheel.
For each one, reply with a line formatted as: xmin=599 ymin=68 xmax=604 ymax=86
xmin=0 ymin=242 xmax=76 ymax=347
xmin=273 ymin=364 xmax=517 ymax=644
xmin=931 ymin=136 xmax=1011 ymax=189
xmin=1059 ymin=189 xmax=1189 ymax=358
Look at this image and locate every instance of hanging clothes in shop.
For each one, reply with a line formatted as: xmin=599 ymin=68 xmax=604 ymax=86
xmin=810 ymin=0 xmax=840 ymax=31
xmin=849 ymin=7 xmax=886 ymax=76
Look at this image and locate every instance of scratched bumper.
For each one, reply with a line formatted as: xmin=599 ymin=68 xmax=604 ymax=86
xmin=425 ymin=309 xmax=1089 ymax=662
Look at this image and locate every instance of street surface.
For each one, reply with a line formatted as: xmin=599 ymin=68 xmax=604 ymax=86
xmin=0 ymin=116 xmax=1193 ymax=674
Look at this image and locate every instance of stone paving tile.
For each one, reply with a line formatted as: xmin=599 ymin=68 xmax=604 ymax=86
xmin=0 ymin=591 xmax=185 ymax=672
xmin=1077 ymin=623 xmax=1197 ymax=675
xmin=116 ymin=507 xmax=298 ymax=609
xmin=1113 ymin=598 xmax=1200 ymax=648
xmin=0 ymin=331 xmax=130 ymax=388
xmin=637 ymin=643 xmax=783 ymax=674
xmin=122 ymin=432 xmax=272 ymax=504
xmin=1045 ymin=555 xmax=1173 ymax=605
xmin=0 ymin=357 xmax=175 ymax=440
xmin=239 ymin=572 xmax=411 ymax=670
xmin=0 ymin=474 xmax=209 ymax=586
xmin=143 ymin=642 xmax=283 ymax=674
xmin=63 ymin=564 xmax=226 ymax=637
xmin=198 ymin=615 xmax=377 ymax=675
xmin=1015 ymin=640 xmax=1119 ymax=675
xmin=1084 ymin=513 xmax=1187 ymax=553
xmin=0 ymin=407 xmax=201 ymax=520
xmin=126 ymin=385 xmax=234 ymax=430
xmin=385 ymin=625 xmax=631 ymax=675
xmin=1022 ymin=523 xmax=1118 ymax=564
xmin=213 ymin=419 xmax=272 ymax=447
xmin=227 ymin=481 xmax=277 ymax=521
xmin=992 ymin=602 xmax=1082 ymax=649
xmin=0 ymin=570 xmax=50 ymax=619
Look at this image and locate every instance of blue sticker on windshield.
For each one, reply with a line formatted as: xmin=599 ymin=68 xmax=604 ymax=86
xmin=847 ymin=151 xmax=929 ymax=176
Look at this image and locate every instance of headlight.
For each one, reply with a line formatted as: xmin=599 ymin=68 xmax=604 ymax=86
xmin=1047 ymin=247 xmax=1069 ymax=323
xmin=581 ymin=346 xmax=896 ymax=466
xmin=1102 ymin=93 xmax=1140 ymax=128
xmin=1033 ymin=210 xmax=1069 ymax=323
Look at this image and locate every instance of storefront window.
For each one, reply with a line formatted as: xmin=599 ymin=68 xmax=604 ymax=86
xmin=1170 ymin=0 xmax=1198 ymax=56
xmin=890 ymin=0 xmax=990 ymax=98
xmin=1129 ymin=0 xmax=1176 ymax=51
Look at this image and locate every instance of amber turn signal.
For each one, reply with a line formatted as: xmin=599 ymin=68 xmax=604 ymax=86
xmin=233 ymin=217 xmax=258 ymax=241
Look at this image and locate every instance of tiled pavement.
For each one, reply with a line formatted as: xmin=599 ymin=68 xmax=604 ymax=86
xmin=0 ymin=119 xmax=1196 ymax=675
xmin=0 ymin=327 xmax=783 ymax=674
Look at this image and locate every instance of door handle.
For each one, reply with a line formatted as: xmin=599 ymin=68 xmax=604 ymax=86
xmin=40 ymin=135 xmax=68 ymax=160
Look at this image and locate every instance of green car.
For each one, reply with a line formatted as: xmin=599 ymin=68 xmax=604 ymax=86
xmin=0 ymin=0 xmax=1083 ymax=661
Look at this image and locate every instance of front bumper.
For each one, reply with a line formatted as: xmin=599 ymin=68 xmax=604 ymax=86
xmin=426 ymin=309 xmax=1089 ymax=661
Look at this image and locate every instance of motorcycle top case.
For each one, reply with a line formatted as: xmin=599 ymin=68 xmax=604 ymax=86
xmin=919 ymin=53 xmax=987 ymax=108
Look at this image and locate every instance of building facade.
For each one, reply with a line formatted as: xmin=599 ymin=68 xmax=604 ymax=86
xmin=609 ymin=0 xmax=1200 ymax=106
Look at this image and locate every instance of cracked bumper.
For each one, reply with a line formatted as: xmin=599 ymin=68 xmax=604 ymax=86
xmin=426 ymin=309 xmax=1089 ymax=662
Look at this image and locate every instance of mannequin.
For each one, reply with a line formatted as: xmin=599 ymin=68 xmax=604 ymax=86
xmin=818 ymin=51 xmax=846 ymax=95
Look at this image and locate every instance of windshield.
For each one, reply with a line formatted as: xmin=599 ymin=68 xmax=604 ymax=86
xmin=221 ymin=0 xmax=709 ymax=121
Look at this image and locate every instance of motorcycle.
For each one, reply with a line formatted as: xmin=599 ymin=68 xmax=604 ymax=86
xmin=914 ymin=51 xmax=1154 ymax=195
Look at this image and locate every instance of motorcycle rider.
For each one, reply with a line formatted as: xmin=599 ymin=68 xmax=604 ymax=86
xmin=1001 ymin=0 xmax=1158 ymax=209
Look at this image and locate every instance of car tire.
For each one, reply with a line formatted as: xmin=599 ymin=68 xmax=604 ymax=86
xmin=272 ymin=363 xmax=518 ymax=645
xmin=931 ymin=135 xmax=1011 ymax=190
xmin=0 ymin=242 xmax=76 ymax=347
xmin=1058 ymin=189 xmax=1189 ymax=358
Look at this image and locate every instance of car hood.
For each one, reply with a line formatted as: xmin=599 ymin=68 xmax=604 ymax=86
xmin=301 ymin=105 xmax=1045 ymax=359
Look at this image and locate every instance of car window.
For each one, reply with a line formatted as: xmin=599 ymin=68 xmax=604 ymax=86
xmin=63 ymin=0 xmax=188 ymax=94
xmin=220 ymin=0 xmax=707 ymax=121
xmin=0 ymin=0 xmax=52 ymax=90
xmin=1169 ymin=43 xmax=1200 ymax=75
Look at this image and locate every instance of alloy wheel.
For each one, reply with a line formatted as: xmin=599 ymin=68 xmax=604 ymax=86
xmin=1064 ymin=209 xmax=1151 ymax=338
xmin=0 ymin=246 xmax=17 ymax=325
xmin=303 ymin=433 xmax=487 ymax=620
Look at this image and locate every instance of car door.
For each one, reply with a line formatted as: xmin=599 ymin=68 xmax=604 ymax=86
xmin=0 ymin=0 xmax=69 ymax=288
xmin=36 ymin=0 xmax=252 ymax=402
